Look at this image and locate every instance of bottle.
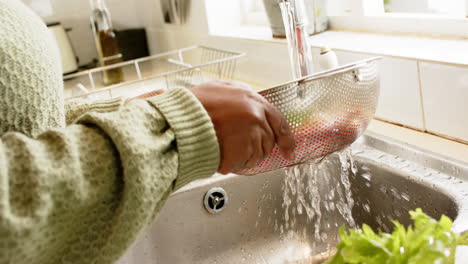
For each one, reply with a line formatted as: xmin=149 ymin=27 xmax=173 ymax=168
xmin=90 ymin=0 xmax=123 ymax=85
xmin=317 ymin=46 xmax=339 ymax=72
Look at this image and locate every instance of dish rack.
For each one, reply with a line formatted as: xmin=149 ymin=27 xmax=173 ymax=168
xmin=64 ymin=45 xmax=245 ymax=100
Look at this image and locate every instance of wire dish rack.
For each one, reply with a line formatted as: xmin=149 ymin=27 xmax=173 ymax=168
xmin=64 ymin=45 xmax=245 ymax=100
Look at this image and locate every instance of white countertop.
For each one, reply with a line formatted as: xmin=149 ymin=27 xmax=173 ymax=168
xmin=368 ymin=119 xmax=468 ymax=164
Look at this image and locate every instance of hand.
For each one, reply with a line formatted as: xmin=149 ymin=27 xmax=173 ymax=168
xmin=191 ymin=81 xmax=295 ymax=174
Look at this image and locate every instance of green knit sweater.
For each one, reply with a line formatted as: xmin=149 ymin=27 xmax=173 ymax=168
xmin=0 ymin=0 xmax=220 ymax=263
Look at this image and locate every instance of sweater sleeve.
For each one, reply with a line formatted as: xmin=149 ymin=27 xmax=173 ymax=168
xmin=64 ymin=97 xmax=124 ymax=125
xmin=0 ymin=88 xmax=220 ymax=264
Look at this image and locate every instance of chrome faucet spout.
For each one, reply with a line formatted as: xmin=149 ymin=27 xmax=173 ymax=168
xmin=279 ymin=0 xmax=314 ymax=79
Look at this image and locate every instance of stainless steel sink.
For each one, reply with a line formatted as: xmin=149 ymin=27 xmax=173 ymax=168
xmin=117 ymin=132 xmax=468 ymax=264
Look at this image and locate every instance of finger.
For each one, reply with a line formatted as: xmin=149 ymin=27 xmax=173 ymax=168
xmin=218 ymin=150 xmax=239 ymax=175
xmin=261 ymin=120 xmax=275 ymax=158
xmin=244 ymin=129 xmax=264 ymax=169
xmin=217 ymin=137 xmax=230 ymax=174
xmin=263 ymin=103 xmax=296 ymax=161
xmin=219 ymin=137 xmax=253 ymax=174
xmin=217 ymin=135 xmax=236 ymax=174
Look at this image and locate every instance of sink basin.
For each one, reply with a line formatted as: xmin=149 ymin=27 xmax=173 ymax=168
xmin=117 ymin=132 xmax=468 ymax=264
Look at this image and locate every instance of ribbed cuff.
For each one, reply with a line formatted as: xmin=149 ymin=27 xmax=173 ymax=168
xmin=147 ymin=88 xmax=220 ymax=189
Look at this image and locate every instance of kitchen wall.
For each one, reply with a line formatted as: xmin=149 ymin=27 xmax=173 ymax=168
xmin=21 ymin=0 xmax=150 ymax=65
xmin=313 ymin=48 xmax=468 ymax=144
xmin=142 ymin=0 xmax=294 ymax=86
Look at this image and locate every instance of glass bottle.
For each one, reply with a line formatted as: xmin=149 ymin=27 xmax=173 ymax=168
xmin=90 ymin=0 xmax=124 ymax=85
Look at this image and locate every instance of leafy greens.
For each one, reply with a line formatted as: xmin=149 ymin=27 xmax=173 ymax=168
xmin=326 ymin=209 xmax=468 ymax=264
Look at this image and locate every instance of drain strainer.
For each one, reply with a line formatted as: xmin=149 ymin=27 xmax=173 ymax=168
xmin=204 ymin=187 xmax=228 ymax=214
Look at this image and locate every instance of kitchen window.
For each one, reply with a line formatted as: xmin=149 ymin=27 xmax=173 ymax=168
xmin=207 ymin=0 xmax=468 ymax=39
xmin=329 ymin=0 xmax=467 ymax=16
xmin=205 ymin=0 xmax=273 ymax=39
xmin=328 ymin=0 xmax=468 ymax=37
xmin=239 ymin=0 xmax=269 ymax=27
xmin=384 ymin=0 xmax=466 ymax=16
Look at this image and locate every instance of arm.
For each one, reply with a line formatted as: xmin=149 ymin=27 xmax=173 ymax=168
xmin=64 ymin=89 xmax=166 ymax=125
xmin=0 ymin=88 xmax=219 ymax=264
xmin=64 ymin=97 xmax=124 ymax=125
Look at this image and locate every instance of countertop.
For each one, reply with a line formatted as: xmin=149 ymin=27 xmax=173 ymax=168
xmin=368 ymin=119 xmax=468 ymax=165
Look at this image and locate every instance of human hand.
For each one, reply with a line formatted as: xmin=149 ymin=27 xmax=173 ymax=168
xmin=191 ymin=81 xmax=295 ymax=174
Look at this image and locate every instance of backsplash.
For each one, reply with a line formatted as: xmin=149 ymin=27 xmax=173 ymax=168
xmin=322 ymin=50 xmax=426 ymax=130
xmin=327 ymin=50 xmax=468 ymax=144
xmin=419 ymin=63 xmax=468 ymax=142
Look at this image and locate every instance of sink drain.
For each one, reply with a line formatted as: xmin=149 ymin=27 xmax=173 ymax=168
xmin=204 ymin=187 xmax=228 ymax=214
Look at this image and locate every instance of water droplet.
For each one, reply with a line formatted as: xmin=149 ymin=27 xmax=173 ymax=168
xmin=401 ymin=192 xmax=410 ymax=201
xmin=428 ymin=236 xmax=434 ymax=245
xmin=363 ymin=204 xmax=371 ymax=213
xmin=361 ymin=173 xmax=372 ymax=181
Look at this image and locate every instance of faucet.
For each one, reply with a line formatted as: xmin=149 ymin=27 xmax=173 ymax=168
xmin=279 ymin=0 xmax=314 ymax=79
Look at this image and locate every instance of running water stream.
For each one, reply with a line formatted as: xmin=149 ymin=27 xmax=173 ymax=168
xmin=279 ymin=149 xmax=358 ymax=258
xmin=273 ymin=0 xmax=359 ymax=260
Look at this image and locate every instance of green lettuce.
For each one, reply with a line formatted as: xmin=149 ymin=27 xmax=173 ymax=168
xmin=326 ymin=209 xmax=468 ymax=264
